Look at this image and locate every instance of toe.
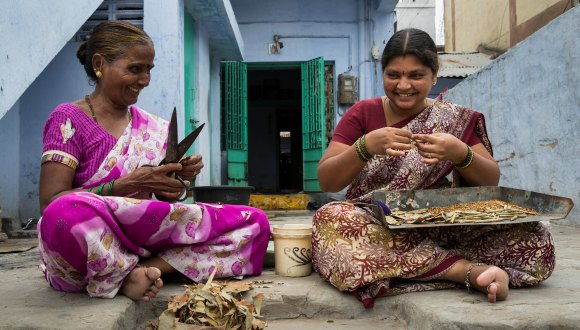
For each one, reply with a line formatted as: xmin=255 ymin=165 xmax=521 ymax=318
xmin=145 ymin=267 xmax=162 ymax=281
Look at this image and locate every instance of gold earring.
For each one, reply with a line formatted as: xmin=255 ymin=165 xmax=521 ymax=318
xmin=432 ymin=81 xmax=437 ymax=85
xmin=95 ymin=70 xmax=102 ymax=78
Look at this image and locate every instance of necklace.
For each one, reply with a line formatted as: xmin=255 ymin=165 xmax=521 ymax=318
xmin=85 ymin=94 xmax=98 ymax=123
xmin=84 ymin=94 xmax=132 ymax=124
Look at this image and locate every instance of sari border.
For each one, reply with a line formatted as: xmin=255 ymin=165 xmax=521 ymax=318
xmin=411 ymin=255 xmax=463 ymax=281
xmin=41 ymin=150 xmax=79 ymax=170
xmin=80 ymin=106 xmax=136 ymax=188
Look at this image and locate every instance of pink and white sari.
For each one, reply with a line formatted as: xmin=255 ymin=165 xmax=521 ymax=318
xmin=38 ymin=104 xmax=270 ymax=298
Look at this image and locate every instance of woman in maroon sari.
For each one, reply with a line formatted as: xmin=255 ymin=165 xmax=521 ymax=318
xmin=312 ymin=28 xmax=554 ymax=308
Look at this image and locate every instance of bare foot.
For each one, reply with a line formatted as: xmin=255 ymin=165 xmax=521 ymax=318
xmin=120 ymin=266 xmax=163 ymax=302
xmin=471 ymin=265 xmax=509 ymax=302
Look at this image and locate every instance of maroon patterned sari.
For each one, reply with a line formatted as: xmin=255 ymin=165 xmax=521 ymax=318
xmin=312 ymin=100 xmax=554 ymax=308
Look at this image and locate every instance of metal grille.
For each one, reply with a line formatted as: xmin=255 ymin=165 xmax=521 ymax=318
xmin=75 ymin=0 xmax=144 ymax=41
xmin=224 ymin=62 xmax=248 ymax=151
xmin=301 ymin=57 xmax=326 ymax=192
xmin=301 ymin=57 xmax=325 ymax=150
xmin=223 ymin=61 xmax=249 ymax=186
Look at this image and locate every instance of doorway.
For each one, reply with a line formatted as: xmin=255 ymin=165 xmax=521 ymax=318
xmin=247 ymin=67 xmax=303 ymax=194
xmin=220 ymin=59 xmax=333 ymax=194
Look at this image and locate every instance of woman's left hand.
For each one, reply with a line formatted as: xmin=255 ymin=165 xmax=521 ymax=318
xmin=412 ymin=133 xmax=466 ymax=165
xmin=177 ymin=154 xmax=204 ymax=181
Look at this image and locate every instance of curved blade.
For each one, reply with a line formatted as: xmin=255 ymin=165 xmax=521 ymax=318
xmin=161 ymin=107 xmax=179 ymax=165
xmin=177 ymin=123 xmax=205 ymax=159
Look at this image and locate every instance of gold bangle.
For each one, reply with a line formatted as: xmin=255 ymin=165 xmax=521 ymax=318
xmin=465 ymin=262 xmax=486 ymax=293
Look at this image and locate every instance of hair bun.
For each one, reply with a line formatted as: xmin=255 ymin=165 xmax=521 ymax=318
xmin=76 ymin=42 xmax=88 ymax=65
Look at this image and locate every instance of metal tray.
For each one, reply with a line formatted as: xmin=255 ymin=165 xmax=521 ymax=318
xmin=370 ymin=186 xmax=574 ymax=229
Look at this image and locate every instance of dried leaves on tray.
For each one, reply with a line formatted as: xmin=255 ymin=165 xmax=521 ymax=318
xmin=385 ymin=200 xmax=537 ymax=226
xmin=150 ymin=269 xmax=267 ymax=330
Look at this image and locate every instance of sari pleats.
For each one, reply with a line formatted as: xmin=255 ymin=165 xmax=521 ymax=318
xmin=312 ymin=202 xmax=555 ymax=308
xmin=39 ymin=193 xmax=270 ymax=298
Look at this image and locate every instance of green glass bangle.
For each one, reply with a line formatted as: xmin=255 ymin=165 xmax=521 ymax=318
xmin=95 ymin=183 xmax=106 ymax=196
xmin=354 ymin=137 xmax=370 ymax=162
xmin=88 ymin=186 xmax=94 ymax=193
xmin=360 ymin=134 xmax=372 ymax=159
xmin=107 ymin=180 xmax=115 ymax=196
xmin=455 ymin=144 xmax=473 ymax=169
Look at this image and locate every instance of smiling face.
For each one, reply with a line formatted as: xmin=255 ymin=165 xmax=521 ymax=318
xmin=383 ymin=54 xmax=435 ymax=115
xmin=97 ymin=43 xmax=155 ymax=109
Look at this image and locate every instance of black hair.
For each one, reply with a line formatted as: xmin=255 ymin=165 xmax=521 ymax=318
xmin=381 ymin=28 xmax=439 ymax=74
xmin=76 ymin=20 xmax=153 ymax=82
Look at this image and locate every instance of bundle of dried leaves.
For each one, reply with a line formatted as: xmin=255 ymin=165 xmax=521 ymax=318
xmin=149 ymin=269 xmax=267 ymax=330
xmin=386 ymin=200 xmax=537 ymax=225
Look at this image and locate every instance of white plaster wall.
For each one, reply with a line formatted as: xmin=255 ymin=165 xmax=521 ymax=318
xmin=209 ymin=57 xmax=223 ymax=186
xmin=395 ymin=0 xmax=437 ymax=42
xmin=0 ymin=0 xmax=102 ymax=119
xmin=193 ymin=22 xmax=212 ymax=186
xmin=444 ymin=6 xmax=580 ymax=225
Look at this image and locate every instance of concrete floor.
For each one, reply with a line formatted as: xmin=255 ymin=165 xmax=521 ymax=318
xmin=1 ymin=213 xmax=579 ymax=330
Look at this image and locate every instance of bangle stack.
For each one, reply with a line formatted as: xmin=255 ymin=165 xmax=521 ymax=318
xmin=88 ymin=179 xmax=116 ymax=196
xmin=107 ymin=179 xmax=115 ymax=195
xmin=95 ymin=183 xmax=106 ymax=196
xmin=354 ymin=134 xmax=372 ymax=162
xmin=454 ymin=144 xmax=474 ymax=169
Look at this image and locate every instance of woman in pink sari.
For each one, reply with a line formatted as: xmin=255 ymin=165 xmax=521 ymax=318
xmin=38 ymin=20 xmax=270 ymax=301
xmin=312 ymin=28 xmax=554 ymax=308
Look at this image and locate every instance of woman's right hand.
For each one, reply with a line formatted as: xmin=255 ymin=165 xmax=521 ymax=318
xmin=365 ymin=127 xmax=413 ymax=157
xmin=115 ymin=163 xmax=189 ymax=198
xmin=317 ymin=127 xmax=414 ymax=192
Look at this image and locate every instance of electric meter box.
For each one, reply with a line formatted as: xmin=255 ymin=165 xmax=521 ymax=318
xmin=338 ymin=74 xmax=358 ymax=105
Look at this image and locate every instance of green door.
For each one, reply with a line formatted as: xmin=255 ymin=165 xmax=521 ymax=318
xmin=301 ymin=57 xmax=326 ymax=192
xmin=223 ymin=61 xmax=249 ymax=186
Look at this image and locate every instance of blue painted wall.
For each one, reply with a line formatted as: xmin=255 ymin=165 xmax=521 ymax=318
xmin=0 ymin=0 xmax=102 ymax=119
xmin=0 ymin=0 xmax=396 ymax=223
xmin=231 ymin=0 xmax=396 ymax=118
xmin=444 ymin=6 xmax=580 ymax=225
xmin=0 ymin=0 xmax=193 ymax=222
xmin=0 ymin=104 xmax=20 ymax=218
xmin=18 ymin=43 xmax=90 ymax=220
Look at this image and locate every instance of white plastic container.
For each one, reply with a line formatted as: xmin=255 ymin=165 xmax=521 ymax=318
xmin=271 ymin=224 xmax=313 ymax=277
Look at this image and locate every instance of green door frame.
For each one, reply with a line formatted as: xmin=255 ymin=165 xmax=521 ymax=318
xmin=184 ymin=12 xmax=196 ymax=150
xmin=222 ymin=61 xmax=333 ymax=191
